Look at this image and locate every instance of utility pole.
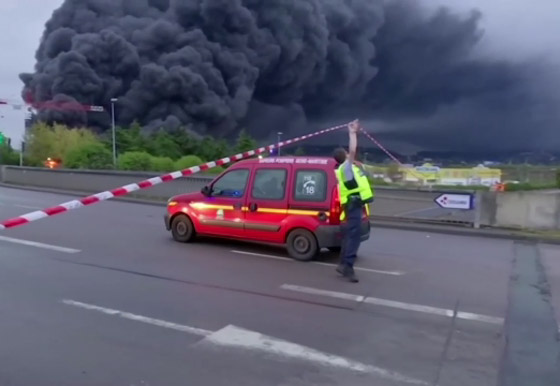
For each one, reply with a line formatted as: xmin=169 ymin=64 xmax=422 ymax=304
xmin=110 ymin=98 xmax=118 ymax=167
xmin=277 ymin=131 xmax=283 ymax=156
xmin=0 ymin=132 xmax=3 ymax=165
xmin=20 ymin=141 xmax=25 ymax=166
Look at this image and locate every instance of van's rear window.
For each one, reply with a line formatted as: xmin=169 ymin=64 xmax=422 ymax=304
xmin=293 ymin=170 xmax=327 ymax=202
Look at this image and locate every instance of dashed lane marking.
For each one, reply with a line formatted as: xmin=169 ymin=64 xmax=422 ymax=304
xmin=231 ymin=250 xmax=405 ymax=276
xmin=0 ymin=235 xmax=81 ymax=254
xmin=62 ymin=299 xmax=212 ymax=336
xmin=281 ymin=284 xmax=504 ymax=325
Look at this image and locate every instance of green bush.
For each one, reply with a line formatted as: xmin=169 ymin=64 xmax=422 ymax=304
xmin=235 ymin=129 xmax=257 ymax=154
xmin=118 ymin=151 xmax=153 ymax=171
xmin=150 ymin=156 xmax=175 ymax=172
xmin=25 ymin=122 xmax=100 ymax=166
xmin=0 ymin=145 xmax=20 ymax=165
xmin=207 ymin=166 xmax=225 ymax=175
xmin=65 ymin=142 xmax=113 ymax=170
xmin=148 ymin=130 xmax=182 ymax=159
xmin=556 ymin=170 xmax=560 ymax=188
xmin=175 ymin=155 xmax=204 ymax=170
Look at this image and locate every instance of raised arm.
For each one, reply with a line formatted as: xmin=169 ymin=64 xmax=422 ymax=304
xmin=347 ymin=119 xmax=359 ymax=163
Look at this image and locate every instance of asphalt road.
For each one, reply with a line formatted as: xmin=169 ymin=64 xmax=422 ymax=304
xmin=0 ymin=186 xmax=558 ymax=386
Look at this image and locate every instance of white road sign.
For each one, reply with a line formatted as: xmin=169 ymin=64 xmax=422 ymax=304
xmin=434 ymin=193 xmax=473 ymax=210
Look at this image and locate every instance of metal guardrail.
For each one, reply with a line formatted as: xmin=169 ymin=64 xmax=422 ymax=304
xmin=0 ymin=166 xmax=478 ymax=226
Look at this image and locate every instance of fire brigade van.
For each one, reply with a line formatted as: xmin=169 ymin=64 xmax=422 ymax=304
xmin=164 ymin=156 xmax=371 ymax=261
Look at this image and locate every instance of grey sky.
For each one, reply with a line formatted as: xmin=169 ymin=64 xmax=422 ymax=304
xmin=0 ymin=0 xmax=558 ymax=149
xmin=425 ymin=0 xmax=560 ymax=62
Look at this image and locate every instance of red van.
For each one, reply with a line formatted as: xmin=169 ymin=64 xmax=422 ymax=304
xmin=164 ymin=156 xmax=371 ymax=261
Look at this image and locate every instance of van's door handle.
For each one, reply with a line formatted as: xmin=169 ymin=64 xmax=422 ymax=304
xmin=233 ymin=202 xmax=242 ymax=210
xmin=249 ymin=203 xmax=258 ymax=212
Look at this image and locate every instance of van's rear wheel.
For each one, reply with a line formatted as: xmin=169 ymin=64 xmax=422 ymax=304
xmin=171 ymin=214 xmax=195 ymax=243
xmin=286 ymin=229 xmax=319 ymax=261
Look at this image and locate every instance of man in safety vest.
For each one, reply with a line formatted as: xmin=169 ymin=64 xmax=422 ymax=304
xmin=333 ymin=120 xmax=374 ymax=283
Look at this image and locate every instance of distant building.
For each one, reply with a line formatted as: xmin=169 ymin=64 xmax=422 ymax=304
xmin=401 ymin=163 xmax=502 ymax=186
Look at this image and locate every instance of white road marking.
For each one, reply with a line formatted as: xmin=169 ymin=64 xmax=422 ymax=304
xmin=231 ymin=250 xmax=405 ymax=276
xmin=0 ymin=235 xmax=81 ymax=254
xmin=455 ymin=311 xmax=505 ymax=325
xmin=278 ymin=284 xmax=366 ymax=302
xmin=62 ymin=299 xmax=427 ymax=385
xmin=281 ymin=284 xmax=504 ymax=325
xmin=62 ymin=300 xmax=212 ymax=336
xmin=199 ymin=325 xmax=428 ymax=385
xmin=232 ymin=250 xmax=290 ymax=262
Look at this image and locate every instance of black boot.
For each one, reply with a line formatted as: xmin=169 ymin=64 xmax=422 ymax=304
xmin=336 ymin=264 xmax=345 ymax=275
xmin=337 ymin=265 xmax=359 ymax=283
xmin=345 ymin=268 xmax=359 ymax=283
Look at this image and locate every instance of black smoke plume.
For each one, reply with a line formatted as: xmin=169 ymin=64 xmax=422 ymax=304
xmin=21 ymin=0 xmax=559 ymax=152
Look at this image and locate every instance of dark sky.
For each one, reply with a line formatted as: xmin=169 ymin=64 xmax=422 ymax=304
xmin=0 ymin=0 xmax=558 ymax=154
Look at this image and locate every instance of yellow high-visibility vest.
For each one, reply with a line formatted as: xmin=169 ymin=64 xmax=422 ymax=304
xmin=336 ymin=163 xmax=374 ymax=220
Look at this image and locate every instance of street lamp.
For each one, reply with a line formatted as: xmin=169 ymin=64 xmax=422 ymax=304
xmin=277 ymin=131 xmax=283 ymax=156
xmin=110 ymin=98 xmax=118 ymax=167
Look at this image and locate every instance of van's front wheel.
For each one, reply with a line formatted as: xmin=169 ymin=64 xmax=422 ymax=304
xmin=171 ymin=214 xmax=195 ymax=243
xmin=286 ymin=229 xmax=319 ymax=261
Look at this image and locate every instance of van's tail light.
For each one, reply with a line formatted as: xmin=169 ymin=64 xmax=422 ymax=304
xmin=329 ymin=186 xmax=341 ymax=225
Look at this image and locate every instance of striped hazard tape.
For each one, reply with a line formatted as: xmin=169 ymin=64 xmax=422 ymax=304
xmin=359 ymin=129 xmax=426 ymax=181
xmin=0 ymin=123 xmax=349 ymax=230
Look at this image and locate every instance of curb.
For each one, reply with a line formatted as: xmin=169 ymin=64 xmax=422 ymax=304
xmin=2 ymin=183 xmax=560 ymax=245
xmin=369 ymin=220 xmax=560 ymax=245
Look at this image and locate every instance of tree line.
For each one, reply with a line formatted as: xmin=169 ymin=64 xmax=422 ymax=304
xmin=0 ymin=122 xmax=306 ymax=173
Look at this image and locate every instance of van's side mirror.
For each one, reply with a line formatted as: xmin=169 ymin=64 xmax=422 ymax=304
xmin=201 ymin=185 xmax=212 ymax=197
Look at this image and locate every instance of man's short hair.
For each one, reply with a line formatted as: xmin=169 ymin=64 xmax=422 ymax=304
xmin=333 ymin=147 xmax=347 ymax=164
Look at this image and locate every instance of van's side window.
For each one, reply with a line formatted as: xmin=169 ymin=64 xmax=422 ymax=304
xmin=294 ymin=170 xmax=327 ymax=202
xmin=252 ymin=169 xmax=287 ymax=200
xmin=211 ymin=169 xmax=250 ymax=198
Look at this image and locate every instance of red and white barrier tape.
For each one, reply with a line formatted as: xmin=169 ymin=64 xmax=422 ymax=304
xmin=360 ymin=129 xmax=425 ymax=180
xmin=0 ymin=123 xmax=349 ymax=230
xmin=359 ymin=129 xmax=405 ymax=167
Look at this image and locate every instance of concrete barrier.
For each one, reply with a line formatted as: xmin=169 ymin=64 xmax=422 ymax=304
xmin=0 ymin=166 xmax=478 ymax=224
xmin=0 ymin=166 xmax=469 ymax=219
xmin=0 ymin=166 xmax=212 ymax=202
xmin=7 ymin=166 xmax=558 ymax=230
xmin=479 ymin=191 xmax=560 ymax=230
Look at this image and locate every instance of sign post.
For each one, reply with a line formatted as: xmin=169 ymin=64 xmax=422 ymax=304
xmin=473 ymin=191 xmax=482 ymax=229
xmin=434 ymin=192 xmax=474 ymax=210
xmin=0 ymin=132 xmax=4 ymax=165
xmin=20 ymin=141 xmax=25 ymax=167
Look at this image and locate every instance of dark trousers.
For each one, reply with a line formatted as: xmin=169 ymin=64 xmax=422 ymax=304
xmin=339 ymin=198 xmax=363 ymax=268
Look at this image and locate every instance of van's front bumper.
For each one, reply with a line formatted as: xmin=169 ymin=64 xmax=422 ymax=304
xmin=164 ymin=213 xmax=171 ymax=231
xmin=315 ymin=220 xmax=371 ymax=248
